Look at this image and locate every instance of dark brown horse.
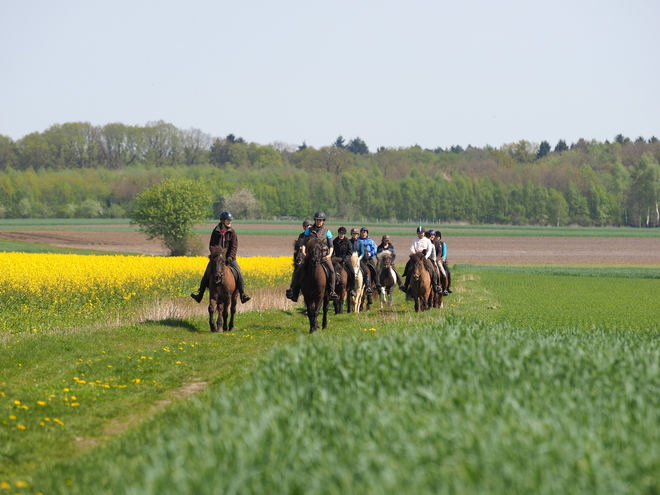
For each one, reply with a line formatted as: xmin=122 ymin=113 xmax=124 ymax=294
xmin=332 ymin=257 xmax=349 ymax=314
xmin=407 ymin=252 xmax=433 ymax=312
xmin=208 ymin=245 xmax=238 ymax=332
xmin=300 ymin=237 xmax=329 ymax=333
xmin=376 ymin=251 xmax=396 ymax=308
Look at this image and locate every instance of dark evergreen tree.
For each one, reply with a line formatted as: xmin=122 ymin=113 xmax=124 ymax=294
xmin=332 ymin=136 xmax=346 ymax=148
xmin=297 ymin=141 xmax=308 ymax=151
xmin=554 ymin=139 xmax=568 ymax=153
xmin=346 ymin=137 xmax=369 ymax=154
xmin=537 ymin=140 xmax=551 ymax=159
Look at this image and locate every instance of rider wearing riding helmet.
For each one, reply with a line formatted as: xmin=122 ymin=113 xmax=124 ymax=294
xmin=426 ymin=229 xmax=449 ymax=296
xmin=377 ymin=234 xmax=405 ymax=290
xmin=358 ymin=227 xmax=381 ymax=298
xmin=286 ymin=211 xmax=339 ymax=302
xmin=191 ymin=210 xmax=251 ymax=304
xmin=400 ymin=226 xmax=443 ymax=294
xmin=434 ymin=230 xmax=452 ymax=294
xmin=333 ymin=227 xmax=358 ymax=297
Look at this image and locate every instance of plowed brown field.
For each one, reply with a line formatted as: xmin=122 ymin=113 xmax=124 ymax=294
xmin=2 ymin=228 xmax=660 ymax=265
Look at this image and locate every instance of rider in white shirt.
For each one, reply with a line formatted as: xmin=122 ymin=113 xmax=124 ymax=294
xmin=400 ymin=226 xmax=443 ymax=294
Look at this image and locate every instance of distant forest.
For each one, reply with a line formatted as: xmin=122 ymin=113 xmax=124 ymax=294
xmin=1 ymin=121 xmax=659 ymax=227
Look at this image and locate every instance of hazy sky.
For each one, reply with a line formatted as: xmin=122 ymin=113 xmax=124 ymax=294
xmin=1 ymin=0 xmax=658 ymax=151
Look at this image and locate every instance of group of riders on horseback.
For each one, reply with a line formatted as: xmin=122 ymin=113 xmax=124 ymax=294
xmin=284 ymin=211 xmax=452 ymax=305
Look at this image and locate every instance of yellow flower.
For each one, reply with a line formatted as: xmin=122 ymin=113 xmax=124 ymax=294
xmin=9 ymin=415 xmax=16 ymax=420
xmin=63 ymin=388 xmax=70 ymax=392
xmin=17 ymin=424 xmax=27 ymax=430
xmin=13 ymin=400 xmax=20 ymax=405
xmin=37 ymin=401 xmax=47 ymax=406
xmin=15 ymin=481 xmax=28 ymax=488
xmin=0 ymin=482 xmax=10 ymax=489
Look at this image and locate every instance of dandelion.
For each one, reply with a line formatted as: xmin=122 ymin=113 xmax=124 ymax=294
xmin=37 ymin=401 xmax=46 ymax=406
xmin=13 ymin=400 xmax=20 ymax=405
xmin=9 ymin=415 xmax=16 ymax=420
xmin=0 ymin=482 xmax=10 ymax=489
xmin=17 ymin=424 xmax=27 ymax=430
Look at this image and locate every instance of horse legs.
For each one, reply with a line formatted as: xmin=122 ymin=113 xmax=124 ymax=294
xmin=209 ymin=300 xmax=219 ymax=333
xmin=307 ymin=302 xmax=319 ymax=334
xmin=226 ymin=294 xmax=237 ymax=332
xmin=322 ymin=298 xmax=328 ymax=330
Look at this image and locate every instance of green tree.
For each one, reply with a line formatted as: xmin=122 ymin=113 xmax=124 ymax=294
xmin=130 ymin=178 xmax=211 ymax=256
xmin=554 ymin=139 xmax=568 ymax=153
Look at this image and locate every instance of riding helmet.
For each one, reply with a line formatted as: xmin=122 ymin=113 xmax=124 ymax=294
xmin=382 ymin=235 xmax=390 ymax=241
xmin=360 ymin=227 xmax=368 ymax=233
xmin=351 ymin=228 xmax=360 ymax=235
xmin=220 ymin=211 xmax=233 ymax=220
xmin=314 ymin=211 xmax=326 ymax=220
xmin=338 ymin=226 xmax=347 ymax=234
xmin=302 ymin=219 xmax=312 ymax=228
xmin=416 ymin=226 xmax=424 ymax=233
xmin=426 ymin=229 xmax=436 ymax=237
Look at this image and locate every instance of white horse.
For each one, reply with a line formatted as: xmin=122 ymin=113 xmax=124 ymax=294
xmin=348 ymin=251 xmax=364 ymax=313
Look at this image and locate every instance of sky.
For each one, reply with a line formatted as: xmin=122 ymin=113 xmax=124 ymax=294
xmin=1 ymin=0 xmax=658 ymax=151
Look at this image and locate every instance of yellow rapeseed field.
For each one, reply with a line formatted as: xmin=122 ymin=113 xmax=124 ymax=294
xmin=0 ymin=253 xmax=292 ymax=333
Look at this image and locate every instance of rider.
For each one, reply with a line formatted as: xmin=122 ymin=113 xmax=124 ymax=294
xmin=190 ymin=211 xmax=251 ymax=304
xmin=358 ymin=227 xmax=381 ymax=294
xmin=434 ymin=230 xmax=452 ymax=294
xmin=349 ymin=227 xmax=372 ymax=296
xmin=400 ymin=226 xmax=443 ymax=294
xmin=332 ymin=226 xmax=357 ymax=297
xmin=377 ymin=234 xmax=405 ymax=290
xmin=426 ymin=229 xmax=449 ymax=296
xmin=286 ymin=211 xmax=339 ymax=302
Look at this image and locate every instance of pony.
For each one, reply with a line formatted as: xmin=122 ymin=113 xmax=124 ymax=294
xmin=299 ymin=237 xmax=330 ymax=333
xmin=208 ymin=245 xmax=238 ymax=332
xmin=375 ymin=251 xmax=396 ymax=308
xmin=347 ymin=251 xmax=365 ymax=313
xmin=332 ymin=257 xmax=349 ymax=315
xmin=407 ymin=252 xmax=433 ymax=312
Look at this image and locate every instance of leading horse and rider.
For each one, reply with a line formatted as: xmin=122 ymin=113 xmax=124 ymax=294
xmin=286 ymin=211 xmax=339 ymax=302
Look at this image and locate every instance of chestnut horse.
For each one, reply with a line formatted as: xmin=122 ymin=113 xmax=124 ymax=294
xmin=300 ymin=237 xmax=329 ymax=333
xmin=208 ymin=245 xmax=238 ymax=332
xmin=407 ymin=252 xmax=433 ymax=312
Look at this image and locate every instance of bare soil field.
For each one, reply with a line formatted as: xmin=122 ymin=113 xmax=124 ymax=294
xmin=2 ymin=229 xmax=660 ymax=265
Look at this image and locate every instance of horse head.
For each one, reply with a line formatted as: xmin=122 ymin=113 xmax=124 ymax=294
xmin=305 ymin=237 xmax=326 ymax=267
xmin=293 ymin=239 xmax=305 ymax=268
xmin=350 ymin=250 xmax=363 ymax=269
xmin=209 ymin=245 xmax=227 ymax=284
xmin=410 ymin=252 xmax=426 ymax=281
xmin=376 ymin=251 xmax=392 ymax=272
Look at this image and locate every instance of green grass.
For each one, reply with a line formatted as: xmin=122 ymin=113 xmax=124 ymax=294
xmin=2 ymin=265 xmax=660 ymax=493
xmin=0 ymin=238 xmax=143 ymax=256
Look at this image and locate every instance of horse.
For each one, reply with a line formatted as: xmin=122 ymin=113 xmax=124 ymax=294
xmin=299 ymin=237 xmax=329 ymax=333
xmin=332 ymin=257 xmax=349 ymax=314
xmin=375 ymin=251 xmax=396 ymax=308
xmin=347 ymin=251 xmax=365 ymax=313
xmin=407 ymin=252 xmax=433 ymax=312
xmin=208 ymin=245 xmax=238 ymax=332
xmin=430 ymin=260 xmax=445 ymax=309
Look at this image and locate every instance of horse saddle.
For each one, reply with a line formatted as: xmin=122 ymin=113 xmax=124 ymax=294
xmin=227 ymin=264 xmax=238 ymax=282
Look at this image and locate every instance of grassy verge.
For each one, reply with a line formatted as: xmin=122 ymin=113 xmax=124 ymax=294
xmin=2 ymin=265 xmax=659 ymax=493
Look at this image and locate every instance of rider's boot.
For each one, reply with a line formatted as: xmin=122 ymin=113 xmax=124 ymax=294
xmin=190 ymin=288 xmax=205 ymax=303
xmin=285 ymin=286 xmax=299 ymax=302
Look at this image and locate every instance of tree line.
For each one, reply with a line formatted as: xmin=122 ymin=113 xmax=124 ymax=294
xmin=0 ymin=121 xmax=659 ymax=227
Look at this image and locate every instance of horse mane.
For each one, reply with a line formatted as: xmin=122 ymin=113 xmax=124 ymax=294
xmin=210 ymin=244 xmax=226 ymax=259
